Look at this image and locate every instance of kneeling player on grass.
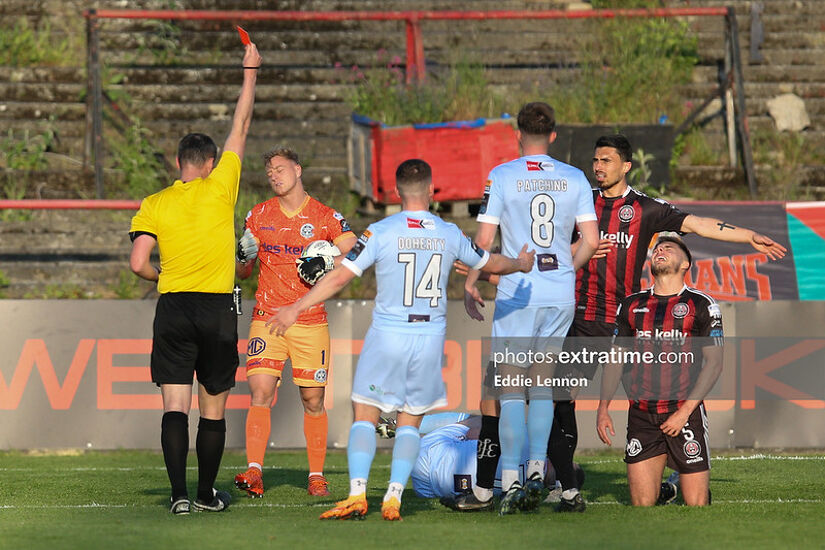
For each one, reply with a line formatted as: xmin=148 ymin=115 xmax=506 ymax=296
xmin=597 ymin=237 xmax=724 ymax=506
xmin=234 ymin=147 xmax=356 ymax=498
xmin=270 ymin=159 xmax=535 ymax=521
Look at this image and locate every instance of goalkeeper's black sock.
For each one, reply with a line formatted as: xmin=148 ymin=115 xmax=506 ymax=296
xmin=196 ymin=417 xmax=226 ymax=503
xmin=547 ymin=401 xmax=579 ymax=491
xmin=475 ymin=415 xmax=500 ymax=491
xmin=161 ymin=411 xmax=189 ymax=500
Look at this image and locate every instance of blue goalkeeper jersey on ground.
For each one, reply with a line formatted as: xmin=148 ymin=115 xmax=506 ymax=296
xmin=477 ymin=154 xmax=597 ymax=307
xmin=342 ymin=210 xmax=489 ymax=334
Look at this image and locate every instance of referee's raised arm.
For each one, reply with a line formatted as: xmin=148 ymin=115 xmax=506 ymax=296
xmin=223 ymin=42 xmax=262 ymax=160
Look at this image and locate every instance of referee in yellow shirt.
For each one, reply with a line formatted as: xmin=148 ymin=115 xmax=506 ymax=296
xmin=129 ymin=41 xmax=261 ymax=515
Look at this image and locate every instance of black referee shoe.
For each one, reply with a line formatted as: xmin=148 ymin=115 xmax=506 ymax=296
xmin=193 ymin=489 xmax=231 ymax=512
xmin=440 ymin=492 xmax=494 ymax=512
xmin=169 ymin=497 xmax=190 ymax=515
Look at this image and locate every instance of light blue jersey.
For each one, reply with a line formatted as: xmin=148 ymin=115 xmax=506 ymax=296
xmin=478 ymin=154 xmax=597 ymax=307
xmin=412 ymin=423 xmax=530 ymax=498
xmin=342 ymin=210 xmax=489 ymax=334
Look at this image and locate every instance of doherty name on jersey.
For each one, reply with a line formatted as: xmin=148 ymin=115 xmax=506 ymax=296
xmin=398 ymin=237 xmax=446 ymax=251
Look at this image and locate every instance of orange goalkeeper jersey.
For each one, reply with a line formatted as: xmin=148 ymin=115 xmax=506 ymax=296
xmin=245 ymin=194 xmax=354 ymax=325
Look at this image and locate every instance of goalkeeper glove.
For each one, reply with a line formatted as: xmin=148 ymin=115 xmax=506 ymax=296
xmin=296 ymin=255 xmax=335 ymax=285
xmin=237 ymin=228 xmax=258 ymax=263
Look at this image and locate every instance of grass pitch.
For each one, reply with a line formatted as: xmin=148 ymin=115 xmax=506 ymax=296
xmin=1 ymin=449 xmax=823 ymax=550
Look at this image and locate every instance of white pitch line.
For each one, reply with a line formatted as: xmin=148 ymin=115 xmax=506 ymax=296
xmin=579 ymin=455 xmax=825 ymax=466
xmin=0 ymin=455 xmax=820 ymax=473
xmin=1 ymin=499 xmax=823 ymax=510
xmin=0 ymin=465 xmax=288 ymax=473
xmin=717 ymin=455 xmax=825 ymax=461
xmin=587 ymin=499 xmax=825 ymax=505
xmin=0 ymin=464 xmax=383 ymax=473
xmin=0 ymin=502 xmax=331 ymax=510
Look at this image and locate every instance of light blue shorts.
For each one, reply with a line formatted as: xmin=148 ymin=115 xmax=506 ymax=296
xmin=352 ymin=326 xmax=447 ymax=415
xmin=490 ymin=302 xmax=575 ymax=368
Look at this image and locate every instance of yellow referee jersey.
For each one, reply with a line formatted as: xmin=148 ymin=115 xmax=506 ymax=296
xmin=130 ymin=151 xmax=241 ymax=294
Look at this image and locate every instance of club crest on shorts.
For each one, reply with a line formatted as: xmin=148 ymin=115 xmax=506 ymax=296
xmin=626 ymin=438 xmax=642 ymax=457
xmin=247 ymin=337 xmax=266 ymax=356
xmin=618 ymin=204 xmax=635 ymax=222
xmin=314 ymin=368 xmax=328 ymax=383
xmin=671 ymin=303 xmax=689 ymax=318
xmin=300 ymin=223 xmax=315 ymax=239
xmin=683 ymin=440 xmax=701 ymax=458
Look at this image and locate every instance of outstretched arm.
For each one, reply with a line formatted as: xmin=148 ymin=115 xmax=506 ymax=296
xmin=680 ymin=214 xmax=787 ymax=260
xmin=223 ymin=43 xmax=262 ymax=159
xmin=267 ymin=265 xmax=356 ymax=336
xmin=464 ymin=222 xmax=498 ymax=321
xmin=572 ymin=219 xmax=599 ymax=270
xmin=482 ymin=244 xmax=535 ymax=276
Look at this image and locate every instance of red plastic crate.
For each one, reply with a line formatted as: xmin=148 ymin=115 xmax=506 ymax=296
xmin=349 ymin=116 xmax=519 ymax=205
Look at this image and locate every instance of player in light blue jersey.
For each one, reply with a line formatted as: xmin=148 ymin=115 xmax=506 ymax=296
xmin=270 ymin=159 xmax=536 ymax=521
xmin=463 ymin=102 xmax=599 ymax=515
xmin=408 ymin=412 xmax=585 ymax=504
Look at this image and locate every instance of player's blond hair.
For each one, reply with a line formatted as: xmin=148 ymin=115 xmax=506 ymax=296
xmin=263 ymin=146 xmax=300 ymax=166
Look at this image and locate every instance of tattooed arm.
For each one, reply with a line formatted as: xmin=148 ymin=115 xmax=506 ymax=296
xmin=679 ymin=214 xmax=787 ymax=260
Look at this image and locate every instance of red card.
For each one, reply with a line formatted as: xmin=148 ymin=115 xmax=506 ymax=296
xmin=236 ymin=26 xmax=251 ymax=46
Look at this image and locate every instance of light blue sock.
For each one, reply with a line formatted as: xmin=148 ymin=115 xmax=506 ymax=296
xmin=347 ymin=421 xmax=377 ymax=482
xmin=527 ymin=387 xmax=555 ymax=461
xmin=499 ymin=394 xmax=526 ymax=474
xmin=388 ymin=425 xmax=421 ymax=487
xmin=418 ymin=412 xmax=470 ymax=435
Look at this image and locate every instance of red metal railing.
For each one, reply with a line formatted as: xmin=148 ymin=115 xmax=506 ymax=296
xmin=0 ymin=200 xmax=141 ymax=210
xmin=86 ymin=7 xmax=730 ymax=85
xmin=75 ymin=6 xmax=755 ymax=204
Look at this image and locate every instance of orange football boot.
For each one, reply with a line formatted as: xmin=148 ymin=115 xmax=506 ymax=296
xmin=381 ymin=497 xmax=402 ymax=521
xmin=234 ymin=467 xmax=264 ymax=498
xmin=308 ymin=474 xmax=331 ymax=496
xmin=319 ymin=494 xmax=368 ymax=520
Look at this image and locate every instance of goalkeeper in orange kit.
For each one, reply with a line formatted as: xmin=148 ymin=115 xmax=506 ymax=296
xmin=234 ymin=147 xmax=356 ymax=497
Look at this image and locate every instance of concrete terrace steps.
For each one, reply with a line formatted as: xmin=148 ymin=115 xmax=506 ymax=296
xmin=2 ymin=0 xmax=825 ymax=299
xmin=1 ymin=0 xmax=822 ymax=172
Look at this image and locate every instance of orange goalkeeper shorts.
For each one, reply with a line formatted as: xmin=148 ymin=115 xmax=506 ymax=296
xmin=245 ymin=320 xmax=330 ymax=387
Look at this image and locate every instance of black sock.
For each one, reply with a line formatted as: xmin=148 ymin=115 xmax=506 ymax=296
xmin=547 ymin=401 xmax=579 ymax=491
xmin=196 ymin=417 xmax=226 ymax=502
xmin=475 ymin=415 xmax=500 ymax=491
xmin=161 ymin=411 xmax=189 ymax=500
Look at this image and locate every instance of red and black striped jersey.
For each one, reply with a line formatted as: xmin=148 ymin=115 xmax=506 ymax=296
xmin=613 ymin=285 xmax=724 ymax=414
xmin=575 ymin=187 xmax=688 ymax=324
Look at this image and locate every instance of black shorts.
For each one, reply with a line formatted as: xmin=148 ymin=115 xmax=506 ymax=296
xmin=624 ymin=404 xmax=711 ymax=473
xmin=151 ymin=292 xmax=239 ymax=395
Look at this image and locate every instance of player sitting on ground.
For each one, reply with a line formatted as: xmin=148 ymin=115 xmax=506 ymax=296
xmin=393 ymin=412 xmax=586 ymax=505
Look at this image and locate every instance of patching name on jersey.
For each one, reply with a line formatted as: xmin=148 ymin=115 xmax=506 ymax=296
xmin=516 ymin=179 xmax=568 ymax=192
